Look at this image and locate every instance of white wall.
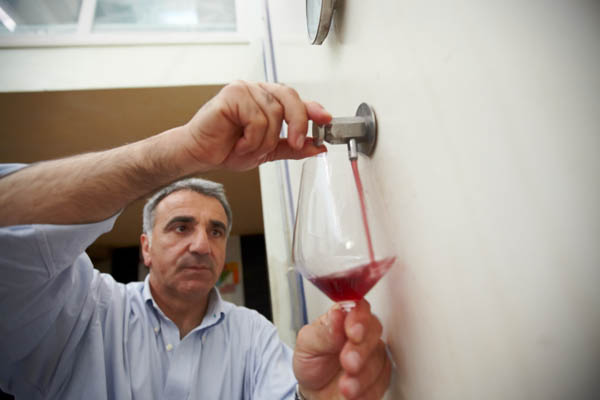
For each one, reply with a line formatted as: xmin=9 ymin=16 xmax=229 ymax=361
xmin=261 ymin=1 xmax=600 ymax=399
xmin=0 ymin=43 xmax=263 ymax=92
xmin=0 ymin=0 xmax=265 ymax=92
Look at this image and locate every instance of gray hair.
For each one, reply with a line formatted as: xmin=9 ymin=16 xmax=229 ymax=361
xmin=142 ymin=177 xmax=233 ymax=243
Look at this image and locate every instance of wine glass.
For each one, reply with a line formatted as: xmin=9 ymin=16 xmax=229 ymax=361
xmin=292 ymin=148 xmax=396 ymax=311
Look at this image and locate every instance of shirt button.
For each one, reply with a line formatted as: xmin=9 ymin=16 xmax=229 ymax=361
xmin=154 ymin=327 xmax=160 ymax=333
xmin=202 ymin=334 xmax=206 ymax=344
xmin=166 ymin=344 xmax=173 ymax=351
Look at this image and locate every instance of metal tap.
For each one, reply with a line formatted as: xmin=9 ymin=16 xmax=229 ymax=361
xmin=312 ymin=103 xmax=377 ymax=160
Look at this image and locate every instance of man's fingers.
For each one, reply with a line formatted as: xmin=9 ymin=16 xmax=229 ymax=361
xmin=353 ymin=348 xmax=392 ymax=400
xmin=244 ymin=82 xmax=284 ymax=157
xmin=340 ymin=300 xmax=383 ymax=374
xmin=360 ymin=350 xmax=392 ymax=400
xmin=345 ymin=299 xmax=378 ymax=344
xmin=293 ymin=304 xmax=346 ymax=391
xmin=232 ymin=112 xmax=268 ymax=155
xmin=229 ymin=82 xmax=271 ymax=156
xmin=339 ymin=341 xmax=391 ymax=399
xmin=297 ymin=304 xmax=346 ymax=355
xmin=257 ymin=82 xmax=310 ymax=150
xmin=219 ymin=81 xmax=269 ymax=156
xmin=304 ymin=100 xmax=333 ymax=126
xmin=266 ymin=138 xmax=327 ymax=162
xmin=340 ymin=319 xmax=383 ymax=375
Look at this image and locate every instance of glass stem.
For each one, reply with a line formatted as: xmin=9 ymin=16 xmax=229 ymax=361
xmin=338 ymin=300 xmax=356 ymax=312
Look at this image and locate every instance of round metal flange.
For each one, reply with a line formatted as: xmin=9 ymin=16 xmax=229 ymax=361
xmin=355 ymin=103 xmax=377 ymax=156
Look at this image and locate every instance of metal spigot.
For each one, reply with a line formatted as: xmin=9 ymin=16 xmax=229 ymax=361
xmin=312 ymin=103 xmax=377 ymax=160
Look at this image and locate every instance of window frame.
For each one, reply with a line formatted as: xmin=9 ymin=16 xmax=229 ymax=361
xmin=0 ymin=0 xmax=250 ymax=48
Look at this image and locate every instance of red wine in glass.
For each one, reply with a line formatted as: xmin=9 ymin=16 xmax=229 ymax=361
xmin=309 ymin=158 xmax=394 ymax=309
xmin=309 ymin=256 xmax=396 ymax=302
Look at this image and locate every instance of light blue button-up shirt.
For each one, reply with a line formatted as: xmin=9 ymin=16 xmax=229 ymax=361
xmin=0 ymin=164 xmax=296 ymax=399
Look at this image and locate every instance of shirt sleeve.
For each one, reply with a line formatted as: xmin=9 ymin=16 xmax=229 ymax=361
xmin=0 ymin=216 xmax=119 ymax=361
xmin=0 ymin=163 xmax=28 ymax=177
xmin=0 ymin=163 xmax=120 ymax=393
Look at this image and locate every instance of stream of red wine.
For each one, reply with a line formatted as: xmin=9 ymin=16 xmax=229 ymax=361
xmin=351 ymin=158 xmax=375 ymax=263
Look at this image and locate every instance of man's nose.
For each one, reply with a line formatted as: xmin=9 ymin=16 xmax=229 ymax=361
xmin=189 ymin=229 xmax=210 ymax=254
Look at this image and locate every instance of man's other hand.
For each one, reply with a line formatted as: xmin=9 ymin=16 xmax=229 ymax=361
xmin=293 ymin=299 xmax=392 ymax=399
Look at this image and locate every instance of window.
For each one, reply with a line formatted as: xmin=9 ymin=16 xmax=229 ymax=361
xmin=0 ymin=0 xmax=82 ymax=35
xmin=93 ymin=0 xmax=236 ymax=33
xmin=0 ymin=0 xmax=244 ymax=46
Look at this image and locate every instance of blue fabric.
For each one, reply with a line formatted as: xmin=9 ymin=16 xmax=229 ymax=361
xmin=0 ymin=164 xmax=296 ymax=399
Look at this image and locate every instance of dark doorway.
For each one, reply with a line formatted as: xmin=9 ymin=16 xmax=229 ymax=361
xmin=240 ymin=234 xmax=272 ymax=322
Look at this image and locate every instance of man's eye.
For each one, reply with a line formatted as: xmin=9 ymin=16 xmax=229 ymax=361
xmin=211 ymin=229 xmax=223 ymax=237
xmin=175 ymin=225 xmax=187 ymax=233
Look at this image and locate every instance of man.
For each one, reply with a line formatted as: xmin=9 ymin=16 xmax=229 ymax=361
xmin=0 ymin=81 xmax=391 ymax=399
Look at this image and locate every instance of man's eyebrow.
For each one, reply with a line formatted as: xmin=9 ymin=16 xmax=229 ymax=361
xmin=163 ymin=216 xmax=195 ymax=231
xmin=210 ymin=219 xmax=227 ymax=231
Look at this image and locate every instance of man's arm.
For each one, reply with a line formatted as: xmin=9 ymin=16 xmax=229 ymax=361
xmin=0 ymin=81 xmax=330 ymax=227
xmin=0 ymin=131 xmax=184 ymax=226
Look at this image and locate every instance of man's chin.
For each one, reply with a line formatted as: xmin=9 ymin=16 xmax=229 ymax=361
xmin=176 ymin=279 xmax=214 ymax=297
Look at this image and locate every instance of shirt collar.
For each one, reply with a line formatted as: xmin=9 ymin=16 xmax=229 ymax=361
xmin=142 ymin=274 xmax=226 ymax=332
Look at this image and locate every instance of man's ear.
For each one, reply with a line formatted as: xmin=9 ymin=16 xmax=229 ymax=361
xmin=140 ymin=233 xmax=152 ymax=267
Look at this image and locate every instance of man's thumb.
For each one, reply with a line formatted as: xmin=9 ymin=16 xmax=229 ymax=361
xmin=299 ymin=304 xmax=346 ymax=355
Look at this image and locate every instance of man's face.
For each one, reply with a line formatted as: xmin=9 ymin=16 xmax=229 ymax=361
xmin=141 ymin=190 xmax=228 ymax=300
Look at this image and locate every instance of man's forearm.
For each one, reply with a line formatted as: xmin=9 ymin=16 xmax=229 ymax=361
xmin=0 ymin=126 xmax=197 ymax=227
